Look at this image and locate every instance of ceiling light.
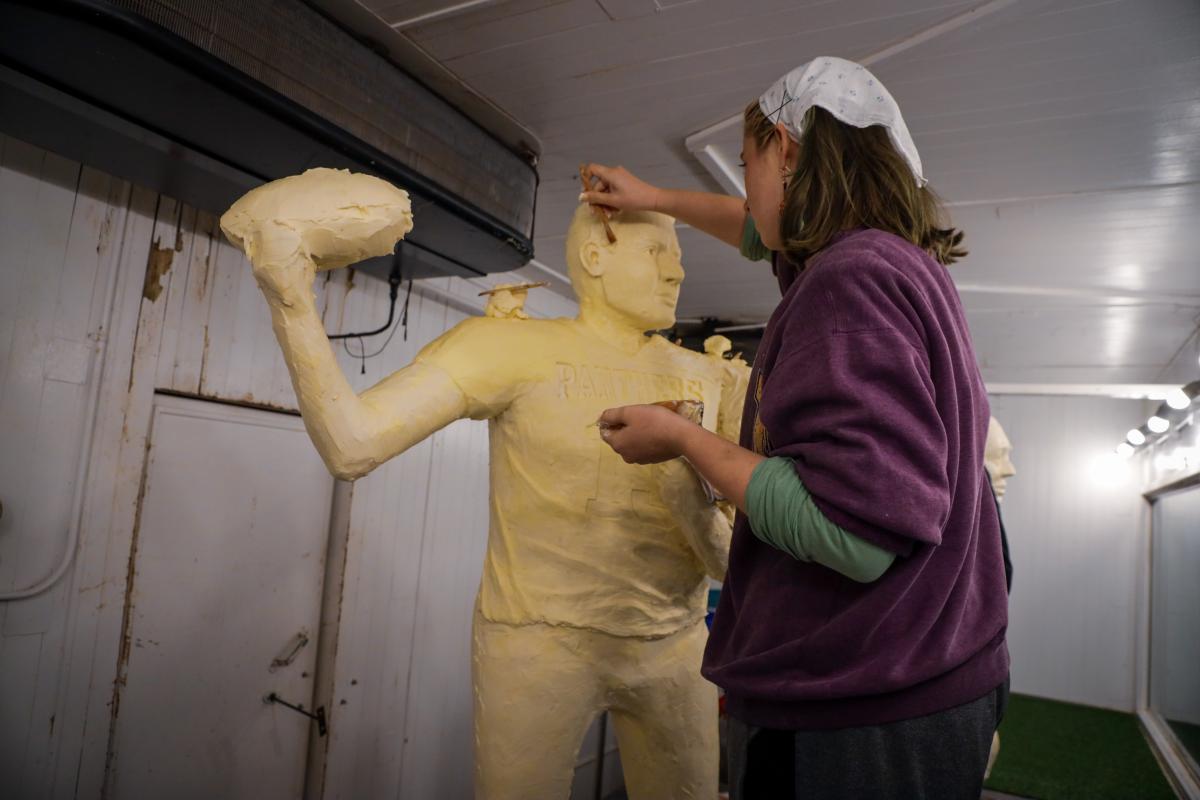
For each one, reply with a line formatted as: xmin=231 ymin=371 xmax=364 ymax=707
xmin=1115 ymin=442 xmax=1134 ymax=458
xmin=1147 ymin=416 xmax=1170 ymax=434
xmin=1166 ymin=388 xmax=1191 ymax=410
xmin=1127 ymin=429 xmax=1146 ymax=446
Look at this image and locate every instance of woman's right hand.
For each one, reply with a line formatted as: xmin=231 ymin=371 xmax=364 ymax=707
xmin=580 ymin=163 xmax=748 ymax=249
xmin=580 ymin=164 xmax=662 ymax=214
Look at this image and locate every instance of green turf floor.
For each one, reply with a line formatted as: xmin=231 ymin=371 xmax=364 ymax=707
xmin=984 ymin=694 xmax=1176 ymax=800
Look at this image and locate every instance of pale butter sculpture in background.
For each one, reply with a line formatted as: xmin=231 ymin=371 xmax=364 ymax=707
xmin=481 ymin=281 xmax=545 ymax=319
xmin=704 ymin=334 xmax=752 ymax=446
xmin=985 ymin=415 xmax=1017 ymax=500
xmin=220 ymin=170 xmax=742 ymax=800
xmin=983 ymin=415 xmax=1016 ymax=779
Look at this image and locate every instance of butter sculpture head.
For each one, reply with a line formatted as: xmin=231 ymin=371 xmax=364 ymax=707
xmin=220 ymin=167 xmax=413 ymax=270
xmin=984 ymin=416 xmax=1016 ymax=500
xmin=566 ymin=203 xmax=684 ymax=331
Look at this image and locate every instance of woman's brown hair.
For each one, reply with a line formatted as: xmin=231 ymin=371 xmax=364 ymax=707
xmin=744 ymin=101 xmax=966 ymax=266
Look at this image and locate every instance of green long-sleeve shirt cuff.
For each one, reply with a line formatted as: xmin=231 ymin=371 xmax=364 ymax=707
xmin=739 ymin=213 xmax=772 ymax=262
xmin=746 ymin=457 xmax=896 ymax=583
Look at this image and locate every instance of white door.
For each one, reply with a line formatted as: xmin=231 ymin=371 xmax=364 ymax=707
xmin=106 ymin=394 xmax=334 ymax=800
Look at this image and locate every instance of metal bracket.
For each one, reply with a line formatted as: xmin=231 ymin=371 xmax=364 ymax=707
xmin=264 ymin=692 xmax=327 ymax=737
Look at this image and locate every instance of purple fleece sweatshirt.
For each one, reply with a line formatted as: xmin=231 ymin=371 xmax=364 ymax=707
xmin=702 ymin=228 xmax=1008 ymax=730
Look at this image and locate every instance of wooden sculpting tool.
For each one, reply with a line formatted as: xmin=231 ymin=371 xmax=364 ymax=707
xmin=578 ymin=165 xmax=617 ymax=243
xmin=477 ymin=281 xmax=549 ymax=297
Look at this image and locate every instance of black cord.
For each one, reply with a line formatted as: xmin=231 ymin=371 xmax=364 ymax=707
xmin=341 ymin=278 xmax=412 ymax=374
xmin=400 ymin=275 xmax=413 ymax=341
xmin=328 ymin=253 xmax=403 ymax=340
xmin=326 ymin=248 xmax=412 ymax=374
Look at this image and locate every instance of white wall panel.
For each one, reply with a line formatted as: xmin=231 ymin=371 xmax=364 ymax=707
xmin=0 ymin=134 xmax=134 ymax=798
xmin=988 ymin=394 xmax=1147 ymax=711
xmin=0 ymin=134 xmax=580 ymax=799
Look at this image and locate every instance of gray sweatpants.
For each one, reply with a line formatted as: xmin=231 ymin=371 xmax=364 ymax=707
xmin=727 ymin=680 xmax=1008 ymax=800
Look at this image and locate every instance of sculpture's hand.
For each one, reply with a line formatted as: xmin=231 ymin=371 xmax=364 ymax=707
xmin=656 ymin=459 xmax=709 ymax=508
xmin=222 ymin=167 xmax=413 ymax=305
xmin=579 ymin=164 xmax=663 ymax=214
xmin=244 ymin=223 xmax=316 ymax=305
xmin=654 ymin=459 xmax=731 ymax=580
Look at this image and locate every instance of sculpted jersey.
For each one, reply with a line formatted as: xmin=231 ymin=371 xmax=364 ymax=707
xmin=417 ymin=316 xmax=728 ymax=637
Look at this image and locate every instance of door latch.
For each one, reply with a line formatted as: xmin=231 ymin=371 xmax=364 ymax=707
xmin=264 ymin=692 xmax=327 ymax=737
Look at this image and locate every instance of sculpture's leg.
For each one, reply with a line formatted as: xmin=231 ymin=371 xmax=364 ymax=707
xmin=607 ymin=620 xmax=718 ymax=800
xmin=472 ymin=611 xmax=602 ymax=800
xmin=985 ymin=731 xmax=1000 ymax=779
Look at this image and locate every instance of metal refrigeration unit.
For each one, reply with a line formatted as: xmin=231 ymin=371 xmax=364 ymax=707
xmin=0 ymin=0 xmax=540 ymax=281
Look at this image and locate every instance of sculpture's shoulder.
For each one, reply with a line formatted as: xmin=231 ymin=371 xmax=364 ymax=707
xmin=413 ymin=316 xmax=578 ymax=418
xmin=468 ymin=314 xmax=576 ymax=348
xmin=645 ymin=335 xmax=722 ymax=381
xmin=418 ymin=314 xmax=575 ymax=369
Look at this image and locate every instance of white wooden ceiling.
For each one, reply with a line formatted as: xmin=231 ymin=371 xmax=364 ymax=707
xmin=341 ymin=0 xmax=1200 ymax=388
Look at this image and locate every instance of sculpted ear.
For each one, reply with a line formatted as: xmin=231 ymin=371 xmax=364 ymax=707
xmin=580 ymin=240 xmax=605 ymax=278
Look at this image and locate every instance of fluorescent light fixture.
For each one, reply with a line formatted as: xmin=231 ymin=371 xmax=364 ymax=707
xmin=1147 ymin=415 xmax=1170 ymax=434
xmin=1126 ymin=429 xmax=1146 ymax=446
xmin=1166 ymin=388 xmax=1191 ymax=410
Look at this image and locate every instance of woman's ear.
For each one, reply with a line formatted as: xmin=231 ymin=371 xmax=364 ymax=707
xmin=775 ymin=122 xmax=799 ymax=171
xmin=580 ymin=240 xmax=605 ymax=278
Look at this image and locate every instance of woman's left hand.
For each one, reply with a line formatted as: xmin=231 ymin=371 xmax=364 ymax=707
xmin=598 ymin=404 xmax=693 ymax=464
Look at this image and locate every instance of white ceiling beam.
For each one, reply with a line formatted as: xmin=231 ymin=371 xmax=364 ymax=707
xmin=944 ymin=179 xmax=1200 ymax=208
xmin=684 ymin=0 xmax=1021 ymax=167
xmin=709 ymin=283 xmax=1199 ymax=336
xmin=986 ymin=383 xmax=1183 ymax=399
xmin=859 ymin=0 xmax=1019 ymax=67
xmin=390 ymin=0 xmax=506 ymax=30
xmin=956 ymin=283 xmax=1200 ymax=306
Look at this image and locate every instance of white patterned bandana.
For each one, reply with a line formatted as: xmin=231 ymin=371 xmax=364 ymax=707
xmin=759 ymin=57 xmax=926 ymax=187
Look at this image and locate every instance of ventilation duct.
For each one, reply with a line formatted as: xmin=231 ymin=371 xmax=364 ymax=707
xmin=0 ymin=0 xmax=539 ymax=278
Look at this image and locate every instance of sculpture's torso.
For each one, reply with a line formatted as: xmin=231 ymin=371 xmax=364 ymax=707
xmin=418 ymin=317 xmax=726 ymax=637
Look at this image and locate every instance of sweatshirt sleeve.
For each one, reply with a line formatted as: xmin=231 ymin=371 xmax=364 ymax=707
xmin=746 ymin=457 xmax=895 ymax=582
xmin=757 ymin=259 xmax=952 ymax=556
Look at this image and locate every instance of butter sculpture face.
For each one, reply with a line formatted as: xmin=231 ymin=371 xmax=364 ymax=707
xmin=574 ymin=213 xmax=684 ymax=332
xmin=222 ymin=170 xmax=740 ymax=799
xmin=984 ymin=416 xmax=1016 ymax=499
